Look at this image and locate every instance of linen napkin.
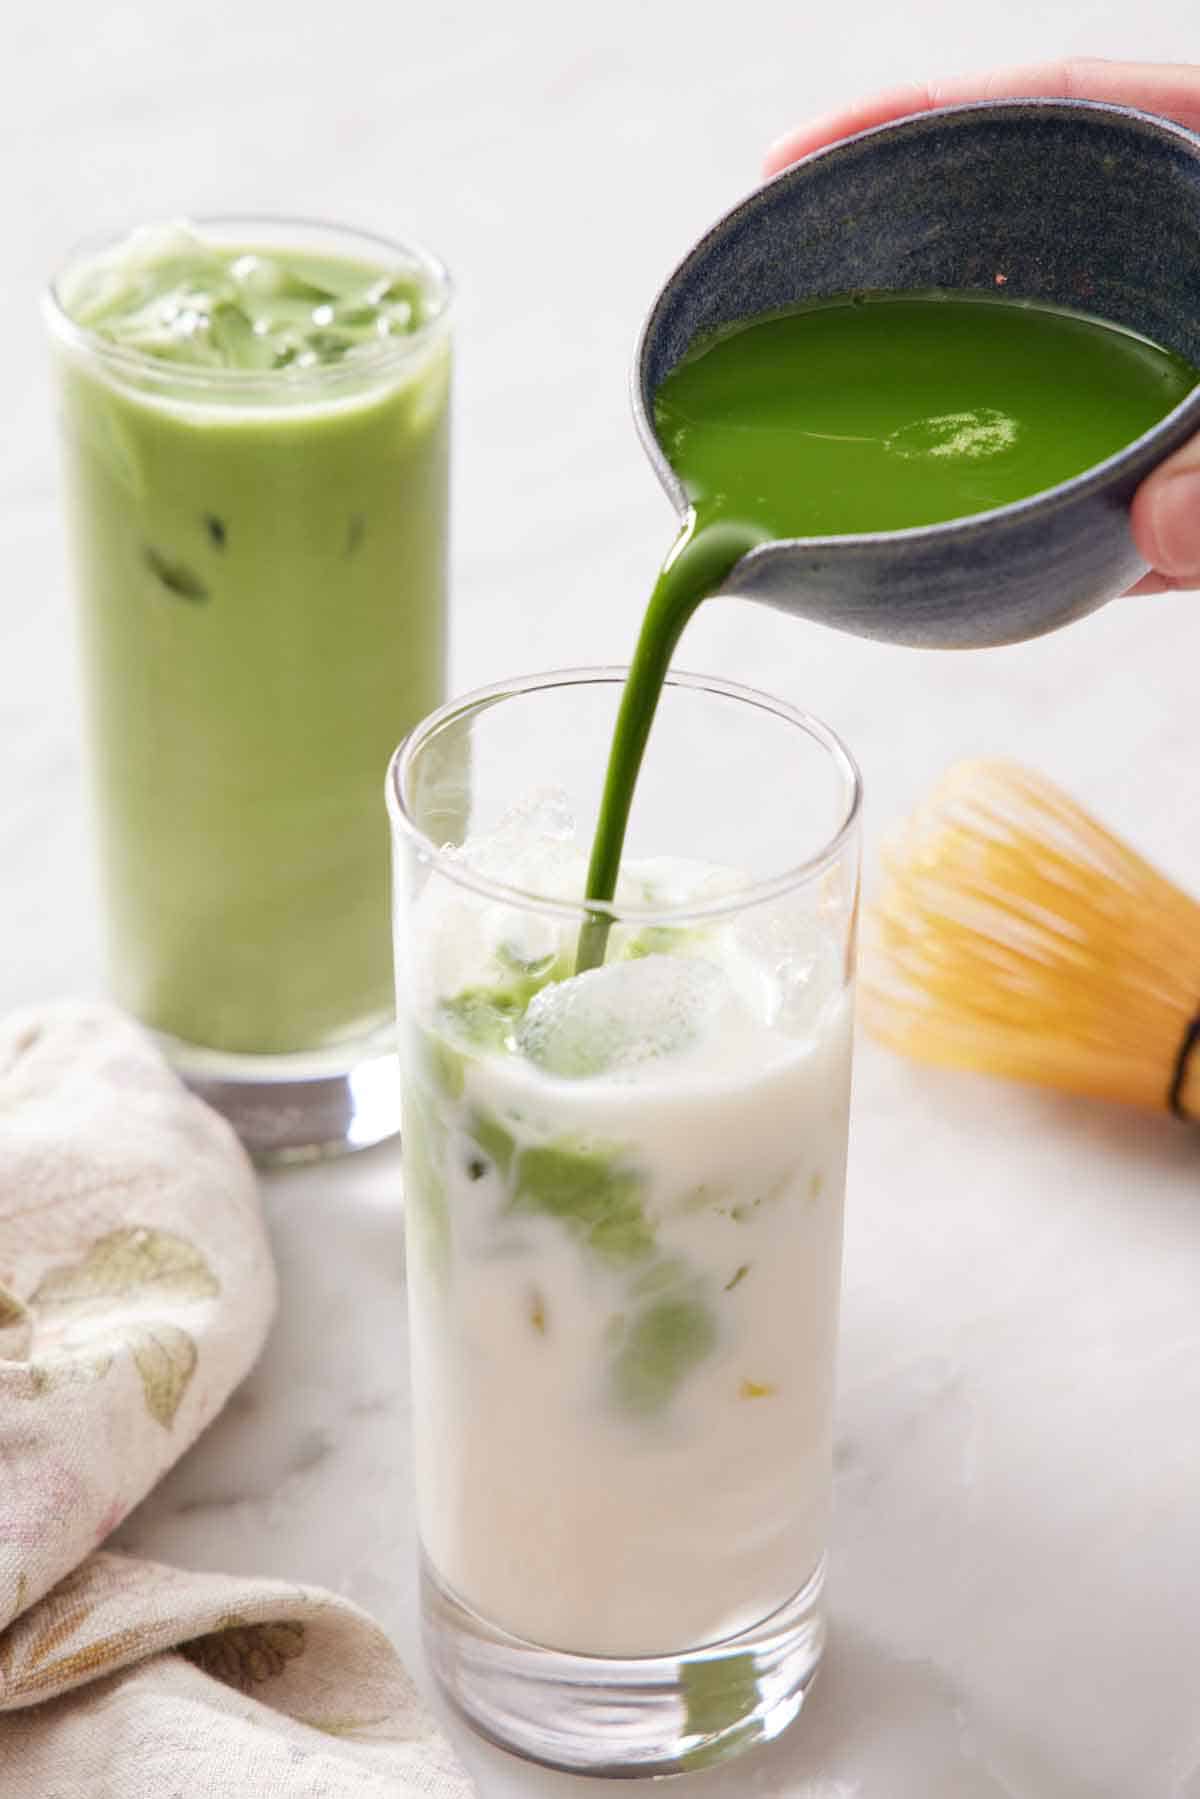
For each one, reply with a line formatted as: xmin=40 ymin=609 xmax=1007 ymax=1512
xmin=0 ymin=1003 xmax=473 ymax=1796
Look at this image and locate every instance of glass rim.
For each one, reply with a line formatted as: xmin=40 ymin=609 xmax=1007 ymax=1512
xmin=43 ymin=212 xmax=453 ymax=399
xmin=386 ymin=666 xmax=863 ymax=927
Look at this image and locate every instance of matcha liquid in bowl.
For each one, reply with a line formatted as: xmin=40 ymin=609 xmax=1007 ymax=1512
xmin=46 ymin=217 xmax=452 ymax=1161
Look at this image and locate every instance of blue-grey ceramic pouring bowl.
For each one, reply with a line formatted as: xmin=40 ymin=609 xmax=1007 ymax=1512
xmin=635 ymin=99 xmax=1200 ymax=649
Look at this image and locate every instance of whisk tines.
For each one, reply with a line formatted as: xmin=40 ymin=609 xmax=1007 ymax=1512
xmin=863 ymin=759 xmax=1200 ymax=1120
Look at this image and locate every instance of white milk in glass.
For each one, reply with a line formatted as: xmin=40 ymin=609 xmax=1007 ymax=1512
xmin=400 ymin=801 xmax=852 ymax=1657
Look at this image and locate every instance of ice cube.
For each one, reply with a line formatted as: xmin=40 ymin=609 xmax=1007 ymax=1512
xmin=333 ymin=287 xmax=415 ymax=334
xmin=735 ymin=898 xmax=844 ymax=1035
xmin=485 ymin=911 xmax=564 ymax=983
xmin=453 ymin=787 xmax=584 ymax=905
xmin=416 ymin=792 xmax=580 ymax=1017
xmin=66 ymin=223 xmax=229 ymax=332
xmin=228 ymin=252 xmax=334 ymax=306
xmin=517 ymin=955 xmax=728 ymax=1079
xmin=206 ymin=300 xmax=279 ymax=369
xmin=464 ymin=788 xmax=576 ymax=859
xmin=626 ymin=856 xmax=748 ymax=910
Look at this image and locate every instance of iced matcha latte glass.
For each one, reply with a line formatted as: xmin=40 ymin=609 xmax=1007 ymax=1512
xmin=387 ymin=669 xmax=861 ymax=1776
xmin=47 ymin=217 xmax=451 ymax=1160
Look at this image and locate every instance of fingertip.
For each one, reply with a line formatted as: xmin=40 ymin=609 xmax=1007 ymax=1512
xmin=1132 ymin=464 xmax=1200 ymax=581
xmin=1129 ymin=479 xmax=1160 ymax=568
xmin=762 ymin=83 xmax=938 ymax=178
xmin=762 ymin=124 xmax=825 ymax=178
xmin=1125 ymin=571 xmax=1181 ymax=597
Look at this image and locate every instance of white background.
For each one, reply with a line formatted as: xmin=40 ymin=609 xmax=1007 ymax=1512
xmin=4 ymin=7 xmax=1200 ymax=1796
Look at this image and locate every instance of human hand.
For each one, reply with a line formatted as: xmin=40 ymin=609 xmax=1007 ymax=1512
xmin=765 ymin=59 xmax=1200 ymax=594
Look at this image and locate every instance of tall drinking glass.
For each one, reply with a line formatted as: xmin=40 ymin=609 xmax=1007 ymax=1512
xmin=387 ymin=668 xmax=861 ymax=1776
xmin=46 ymin=216 xmax=452 ymax=1162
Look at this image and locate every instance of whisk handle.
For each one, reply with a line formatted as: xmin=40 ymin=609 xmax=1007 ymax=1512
xmin=1168 ymin=1013 xmax=1200 ymax=1121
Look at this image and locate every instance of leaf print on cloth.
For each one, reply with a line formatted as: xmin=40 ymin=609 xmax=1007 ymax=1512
xmin=0 ymin=1617 xmax=147 ymax=1700
xmin=13 ymin=1599 xmax=98 ymax=1673
xmin=28 ymin=1346 xmax=115 ymax=1398
xmin=183 ymin=1617 xmax=306 ymax=1690
xmin=128 ymin=1325 xmax=197 ymax=1428
xmin=0 ymin=1285 xmax=28 ymax=1329
xmin=30 ymin=1227 xmax=220 ymax=1312
xmin=0 ymin=1566 xmax=126 ymax=1701
xmin=0 ymin=1283 xmax=30 ymax=1358
xmin=26 ymin=1228 xmax=219 ymax=1428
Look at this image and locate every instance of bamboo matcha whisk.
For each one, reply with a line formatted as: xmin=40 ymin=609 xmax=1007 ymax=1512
xmin=863 ymin=759 xmax=1200 ymax=1121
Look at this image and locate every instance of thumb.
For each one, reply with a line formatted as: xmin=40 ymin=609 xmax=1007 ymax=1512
xmin=1131 ymin=434 xmax=1200 ymax=584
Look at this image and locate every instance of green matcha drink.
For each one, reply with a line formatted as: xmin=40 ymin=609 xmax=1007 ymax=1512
xmin=577 ymin=293 xmax=1198 ymax=967
xmin=48 ymin=219 xmax=451 ymax=1082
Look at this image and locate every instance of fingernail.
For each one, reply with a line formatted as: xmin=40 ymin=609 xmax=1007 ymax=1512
xmin=1150 ymin=470 xmax=1200 ymax=578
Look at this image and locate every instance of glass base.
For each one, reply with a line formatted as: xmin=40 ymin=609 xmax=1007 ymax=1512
xmin=422 ymin=1553 xmax=826 ymax=1778
xmin=163 ymin=1025 xmax=400 ymax=1166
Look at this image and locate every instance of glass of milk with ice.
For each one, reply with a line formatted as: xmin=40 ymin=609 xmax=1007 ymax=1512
xmin=386 ymin=667 xmax=861 ymax=1777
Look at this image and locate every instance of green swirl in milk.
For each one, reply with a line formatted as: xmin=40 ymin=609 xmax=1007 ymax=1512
xmin=412 ymin=964 xmax=733 ymax=1417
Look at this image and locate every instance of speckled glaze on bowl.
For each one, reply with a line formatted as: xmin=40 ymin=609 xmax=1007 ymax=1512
xmin=634 ymin=100 xmax=1200 ymax=649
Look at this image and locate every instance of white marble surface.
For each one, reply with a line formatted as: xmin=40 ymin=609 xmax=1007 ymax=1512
xmin=6 ymin=6 xmax=1200 ymax=1794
